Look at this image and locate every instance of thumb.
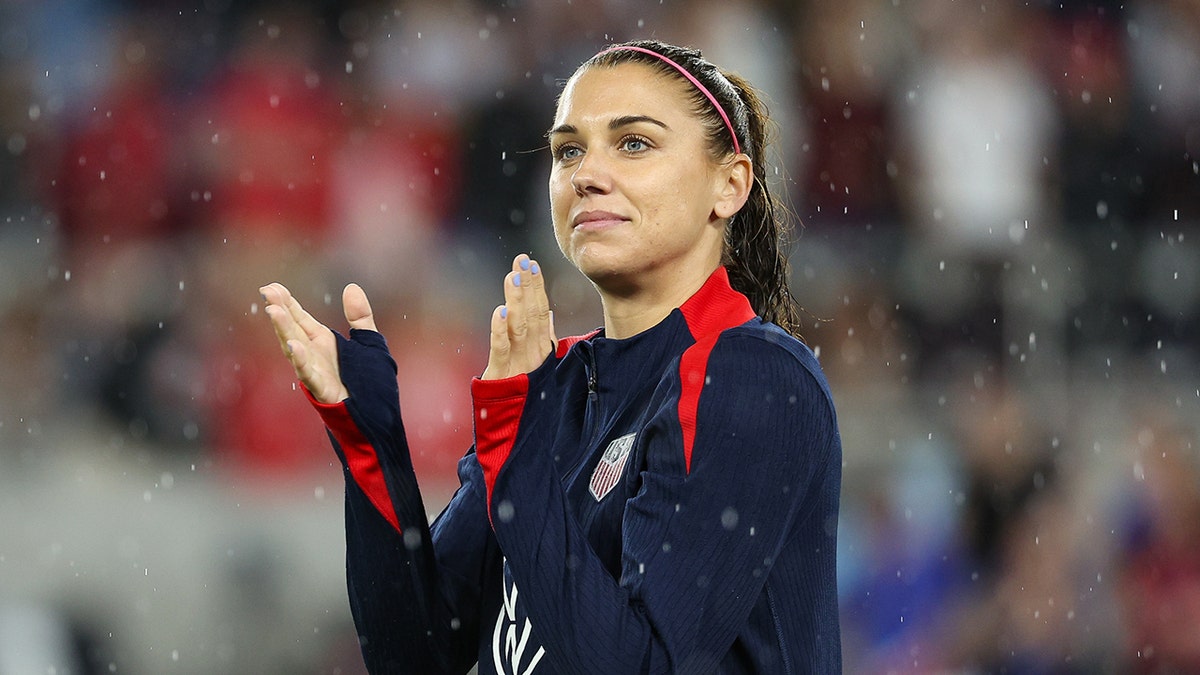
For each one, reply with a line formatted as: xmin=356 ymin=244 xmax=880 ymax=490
xmin=343 ymin=283 xmax=378 ymax=332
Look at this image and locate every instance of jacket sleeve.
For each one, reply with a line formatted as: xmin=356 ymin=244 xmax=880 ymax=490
xmin=472 ymin=333 xmax=840 ymax=673
xmin=308 ymin=328 xmax=501 ymax=674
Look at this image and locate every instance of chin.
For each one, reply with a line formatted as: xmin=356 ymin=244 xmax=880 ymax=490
xmin=572 ymin=254 xmax=643 ymax=295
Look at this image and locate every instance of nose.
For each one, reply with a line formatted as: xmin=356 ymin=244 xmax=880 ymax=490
xmin=570 ymin=152 xmax=611 ymax=197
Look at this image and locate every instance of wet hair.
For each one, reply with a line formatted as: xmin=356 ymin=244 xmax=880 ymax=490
xmin=578 ymin=39 xmax=803 ymax=338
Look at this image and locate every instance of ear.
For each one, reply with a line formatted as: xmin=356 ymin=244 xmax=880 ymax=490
xmin=712 ymin=154 xmax=753 ymax=220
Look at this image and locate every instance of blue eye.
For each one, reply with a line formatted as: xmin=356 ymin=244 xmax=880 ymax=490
xmin=554 ymin=144 xmax=582 ymax=161
xmin=621 ymin=136 xmax=649 ymax=153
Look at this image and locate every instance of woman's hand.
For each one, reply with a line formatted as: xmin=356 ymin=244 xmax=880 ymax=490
xmin=481 ymin=254 xmax=557 ymax=381
xmin=260 ymin=281 xmax=378 ymax=403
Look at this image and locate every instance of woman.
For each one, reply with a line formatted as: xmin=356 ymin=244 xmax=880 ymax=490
xmin=261 ymin=40 xmax=841 ymax=674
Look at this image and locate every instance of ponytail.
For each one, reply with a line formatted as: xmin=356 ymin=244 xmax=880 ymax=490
xmin=720 ymin=72 xmax=803 ymax=339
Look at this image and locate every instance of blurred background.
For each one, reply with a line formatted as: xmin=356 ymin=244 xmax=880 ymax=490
xmin=0 ymin=0 xmax=1197 ymax=672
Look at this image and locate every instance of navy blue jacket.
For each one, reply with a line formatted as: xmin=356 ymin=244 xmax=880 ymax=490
xmin=308 ymin=267 xmax=842 ymax=673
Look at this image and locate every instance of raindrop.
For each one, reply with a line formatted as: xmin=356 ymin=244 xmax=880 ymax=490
xmin=720 ymin=507 xmax=739 ymax=530
xmin=496 ymin=500 xmax=514 ymax=522
xmin=403 ymin=529 xmax=422 ymax=550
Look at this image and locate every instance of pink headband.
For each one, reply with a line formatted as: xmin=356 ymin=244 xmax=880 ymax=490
xmin=596 ymin=45 xmax=742 ymax=156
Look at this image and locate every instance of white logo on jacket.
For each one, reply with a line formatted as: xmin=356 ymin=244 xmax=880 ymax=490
xmin=589 ymin=433 xmax=636 ymax=501
xmin=492 ymin=568 xmax=545 ymax=674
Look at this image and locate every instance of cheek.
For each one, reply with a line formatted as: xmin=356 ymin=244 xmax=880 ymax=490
xmin=548 ymin=175 xmax=571 ymax=224
xmin=547 ymin=175 xmax=574 ymax=258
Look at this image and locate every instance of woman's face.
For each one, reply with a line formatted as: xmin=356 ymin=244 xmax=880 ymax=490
xmin=548 ymin=62 xmax=733 ymax=291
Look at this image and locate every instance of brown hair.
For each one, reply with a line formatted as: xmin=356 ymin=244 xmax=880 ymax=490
xmin=580 ymin=39 xmax=803 ymax=338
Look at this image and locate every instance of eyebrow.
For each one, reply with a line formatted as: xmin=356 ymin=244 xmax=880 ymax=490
xmin=546 ymin=114 xmax=670 ymax=137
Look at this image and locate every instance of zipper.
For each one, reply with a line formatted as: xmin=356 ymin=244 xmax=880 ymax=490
xmin=582 ymin=344 xmax=601 ymax=444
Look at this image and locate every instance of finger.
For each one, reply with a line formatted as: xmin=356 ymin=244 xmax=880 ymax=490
xmin=526 ymin=258 xmax=553 ymax=349
xmin=261 ymin=285 xmax=308 ymax=359
xmin=481 ymin=305 xmax=510 ymax=380
xmin=513 ymin=253 xmax=532 ymax=275
xmin=503 ymin=269 xmax=527 ymax=341
xmin=268 ymin=282 xmax=328 ymax=342
xmin=286 ymin=338 xmax=309 ymax=381
xmin=342 ymin=283 xmax=377 ymax=332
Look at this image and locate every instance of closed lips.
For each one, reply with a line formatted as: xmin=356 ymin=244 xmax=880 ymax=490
xmin=573 ymin=211 xmax=628 ymax=227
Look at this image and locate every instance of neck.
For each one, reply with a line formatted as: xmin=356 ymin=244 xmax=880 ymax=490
xmin=597 ymin=263 xmax=720 ymax=339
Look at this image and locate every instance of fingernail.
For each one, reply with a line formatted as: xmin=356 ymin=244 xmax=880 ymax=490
xmin=513 ymin=273 xmax=521 ymax=287
xmin=531 ymin=263 xmax=540 ymax=275
xmin=500 ymin=306 xmax=508 ymax=319
xmin=519 ymin=257 xmax=531 ymax=271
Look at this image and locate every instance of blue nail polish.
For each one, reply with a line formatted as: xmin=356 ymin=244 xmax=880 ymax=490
xmin=500 ymin=306 xmax=508 ymax=319
xmin=513 ymin=273 xmax=521 ymax=287
xmin=519 ymin=258 xmax=531 ymax=271
xmin=531 ymin=263 xmax=540 ymax=275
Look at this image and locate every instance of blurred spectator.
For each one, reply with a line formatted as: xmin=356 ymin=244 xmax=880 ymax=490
xmin=1050 ymin=7 xmax=1152 ymax=355
xmin=50 ymin=11 xmax=200 ymax=449
xmin=189 ymin=4 xmax=343 ymax=480
xmin=1117 ymin=420 xmax=1200 ymax=672
xmin=792 ymin=0 xmax=909 ymax=227
xmin=892 ymin=0 xmax=1060 ymax=371
xmin=1126 ymin=0 xmax=1200 ymax=223
xmin=0 ymin=2 xmax=59 ymax=449
xmin=838 ymin=438 xmax=968 ymax=674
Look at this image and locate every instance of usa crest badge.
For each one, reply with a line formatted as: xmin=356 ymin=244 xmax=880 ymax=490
xmin=589 ymin=433 xmax=636 ymax=502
